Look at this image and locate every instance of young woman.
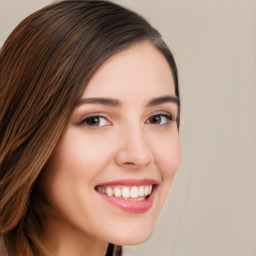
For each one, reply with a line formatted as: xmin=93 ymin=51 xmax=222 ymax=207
xmin=0 ymin=1 xmax=181 ymax=255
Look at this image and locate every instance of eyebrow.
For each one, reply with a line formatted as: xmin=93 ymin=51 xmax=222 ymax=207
xmin=146 ymin=95 xmax=180 ymax=107
xmin=76 ymin=95 xmax=180 ymax=107
xmin=77 ymin=97 xmax=121 ymax=106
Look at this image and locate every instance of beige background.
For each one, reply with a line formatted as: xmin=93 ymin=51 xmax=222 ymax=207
xmin=1 ymin=0 xmax=255 ymax=255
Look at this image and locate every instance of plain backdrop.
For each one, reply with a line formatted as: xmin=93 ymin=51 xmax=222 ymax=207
xmin=1 ymin=1 xmax=255 ymax=255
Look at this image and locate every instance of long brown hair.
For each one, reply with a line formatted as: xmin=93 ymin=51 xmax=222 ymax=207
xmin=0 ymin=1 xmax=179 ymax=255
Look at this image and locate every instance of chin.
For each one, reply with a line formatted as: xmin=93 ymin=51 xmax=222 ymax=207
xmin=107 ymin=223 xmax=153 ymax=246
xmin=119 ymin=234 xmax=152 ymax=246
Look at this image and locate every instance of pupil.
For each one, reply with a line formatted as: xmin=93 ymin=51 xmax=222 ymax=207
xmin=152 ymin=116 xmax=160 ymax=124
xmin=89 ymin=117 xmax=99 ymax=125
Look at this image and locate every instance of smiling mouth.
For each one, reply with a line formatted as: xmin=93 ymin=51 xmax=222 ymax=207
xmin=95 ymin=185 xmax=154 ymax=201
xmin=95 ymin=179 xmax=159 ymax=213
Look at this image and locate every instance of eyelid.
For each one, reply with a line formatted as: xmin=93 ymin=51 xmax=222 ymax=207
xmin=146 ymin=110 xmax=177 ymax=122
xmin=77 ymin=112 xmax=112 ymax=127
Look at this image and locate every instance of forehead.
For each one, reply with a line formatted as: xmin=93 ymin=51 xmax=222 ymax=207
xmin=83 ymin=41 xmax=175 ymax=101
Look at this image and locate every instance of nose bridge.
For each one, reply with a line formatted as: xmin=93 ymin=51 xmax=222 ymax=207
xmin=114 ymin=121 xmax=153 ymax=168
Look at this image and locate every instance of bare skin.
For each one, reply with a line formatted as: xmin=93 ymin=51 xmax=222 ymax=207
xmin=40 ymin=41 xmax=181 ymax=256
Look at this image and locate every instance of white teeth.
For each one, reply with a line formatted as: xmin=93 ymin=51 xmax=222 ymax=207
xmin=114 ymin=187 xmax=121 ymax=197
xmin=139 ymin=186 xmax=145 ymax=197
xmin=130 ymin=186 xmax=139 ymax=198
xmin=145 ymin=186 xmax=149 ymax=196
xmin=97 ymin=185 xmax=153 ymax=200
xmin=106 ymin=186 xmax=113 ymax=196
xmin=122 ymin=187 xmax=130 ymax=199
xmin=148 ymin=185 xmax=152 ymax=195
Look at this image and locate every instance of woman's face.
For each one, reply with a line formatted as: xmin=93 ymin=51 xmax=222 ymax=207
xmin=41 ymin=41 xmax=181 ymax=246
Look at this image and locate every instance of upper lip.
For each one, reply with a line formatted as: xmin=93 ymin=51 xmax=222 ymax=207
xmin=95 ymin=178 xmax=160 ymax=187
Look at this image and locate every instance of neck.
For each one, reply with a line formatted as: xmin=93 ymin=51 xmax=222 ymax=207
xmin=40 ymin=216 xmax=108 ymax=256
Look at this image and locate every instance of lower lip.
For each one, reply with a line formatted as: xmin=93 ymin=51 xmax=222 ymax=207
xmin=97 ymin=186 xmax=157 ymax=214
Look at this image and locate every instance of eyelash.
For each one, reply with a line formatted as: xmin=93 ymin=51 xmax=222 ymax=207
xmin=146 ymin=113 xmax=176 ymax=125
xmin=78 ymin=112 xmax=177 ymax=128
xmin=78 ymin=114 xmax=111 ymax=128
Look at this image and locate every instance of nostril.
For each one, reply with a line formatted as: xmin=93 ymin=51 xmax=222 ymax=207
xmin=124 ymin=162 xmax=135 ymax=165
xmin=114 ymin=145 xmax=153 ymax=168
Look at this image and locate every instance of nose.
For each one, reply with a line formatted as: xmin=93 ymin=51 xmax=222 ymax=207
xmin=114 ymin=125 xmax=153 ymax=169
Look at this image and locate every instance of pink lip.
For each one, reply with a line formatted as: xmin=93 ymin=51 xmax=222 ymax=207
xmin=95 ymin=179 xmax=159 ymax=214
xmin=96 ymin=178 xmax=160 ymax=186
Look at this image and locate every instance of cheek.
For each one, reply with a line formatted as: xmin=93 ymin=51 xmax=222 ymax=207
xmin=42 ymin=129 xmax=113 ymax=199
xmin=149 ymin=132 xmax=180 ymax=220
xmin=39 ymin=132 xmax=110 ymax=224
xmin=51 ymin=131 xmax=106 ymax=178
xmin=154 ymin=134 xmax=181 ymax=179
xmin=41 ymin=146 xmax=84 ymax=209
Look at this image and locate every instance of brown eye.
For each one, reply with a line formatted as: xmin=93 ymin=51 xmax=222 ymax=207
xmin=81 ymin=116 xmax=109 ymax=127
xmin=149 ymin=115 xmax=161 ymax=124
xmin=147 ymin=114 xmax=173 ymax=125
xmin=86 ymin=117 xmax=100 ymax=126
